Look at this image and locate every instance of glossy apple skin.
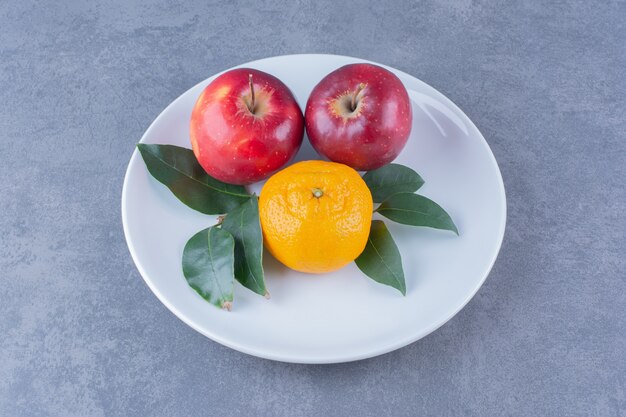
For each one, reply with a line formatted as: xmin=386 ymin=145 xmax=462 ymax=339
xmin=305 ymin=63 xmax=412 ymax=171
xmin=190 ymin=68 xmax=304 ymax=185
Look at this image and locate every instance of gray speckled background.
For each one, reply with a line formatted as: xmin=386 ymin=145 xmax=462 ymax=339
xmin=1 ymin=1 xmax=625 ymax=416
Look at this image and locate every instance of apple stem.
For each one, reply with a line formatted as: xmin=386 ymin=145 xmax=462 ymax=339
xmin=248 ymin=73 xmax=256 ymax=113
xmin=350 ymin=83 xmax=366 ymax=112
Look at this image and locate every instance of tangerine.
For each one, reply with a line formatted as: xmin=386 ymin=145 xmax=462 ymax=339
xmin=259 ymin=160 xmax=373 ymax=273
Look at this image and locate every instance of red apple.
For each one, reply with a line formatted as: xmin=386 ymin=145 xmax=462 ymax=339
xmin=190 ymin=68 xmax=304 ymax=185
xmin=305 ymin=63 xmax=412 ymax=171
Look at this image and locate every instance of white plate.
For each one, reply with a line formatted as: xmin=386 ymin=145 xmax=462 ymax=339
xmin=122 ymin=54 xmax=506 ymax=364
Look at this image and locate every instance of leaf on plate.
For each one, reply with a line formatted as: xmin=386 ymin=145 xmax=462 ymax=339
xmin=362 ymin=163 xmax=425 ymax=203
xmin=137 ymin=144 xmax=250 ymax=214
xmin=182 ymin=226 xmax=236 ymax=310
xmin=376 ymin=192 xmax=458 ymax=235
xmin=220 ymin=195 xmax=267 ymax=296
xmin=355 ymin=220 xmax=406 ymax=295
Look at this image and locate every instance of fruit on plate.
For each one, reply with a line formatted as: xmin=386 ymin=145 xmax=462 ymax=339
xmin=305 ymin=63 xmax=412 ymax=171
xmin=190 ymin=68 xmax=304 ymax=185
xmin=259 ymin=160 xmax=373 ymax=274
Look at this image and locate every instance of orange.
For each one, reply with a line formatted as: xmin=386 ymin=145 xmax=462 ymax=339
xmin=259 ymin=160 xmax=373 ymax=274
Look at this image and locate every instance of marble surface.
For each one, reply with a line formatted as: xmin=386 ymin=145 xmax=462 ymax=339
xmin=1 ymin=1 xmax=624 ymax=416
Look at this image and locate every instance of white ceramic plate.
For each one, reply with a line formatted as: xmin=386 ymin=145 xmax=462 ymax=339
xmin=122 ymin=54 xmax=506 ymax=364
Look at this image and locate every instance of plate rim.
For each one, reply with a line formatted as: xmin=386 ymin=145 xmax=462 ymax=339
xmin=121 ymin=53 xmax=507 ymax=364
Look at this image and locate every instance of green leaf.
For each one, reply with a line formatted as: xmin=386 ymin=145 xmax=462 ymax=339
xmin=355 ymin=220 xmax=406 ymax=295
xmin=376 ymin=193 xmax=458 ymax=235
xmin=362 ymin=163 xmax=425 ymax=203
xmin=182 ymin=226 xmax=235 ymax=310
xmin=137 ymin=144 xmax=250 ymax=215
xmin=220 ymin=195 xmax=266 ymax=296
